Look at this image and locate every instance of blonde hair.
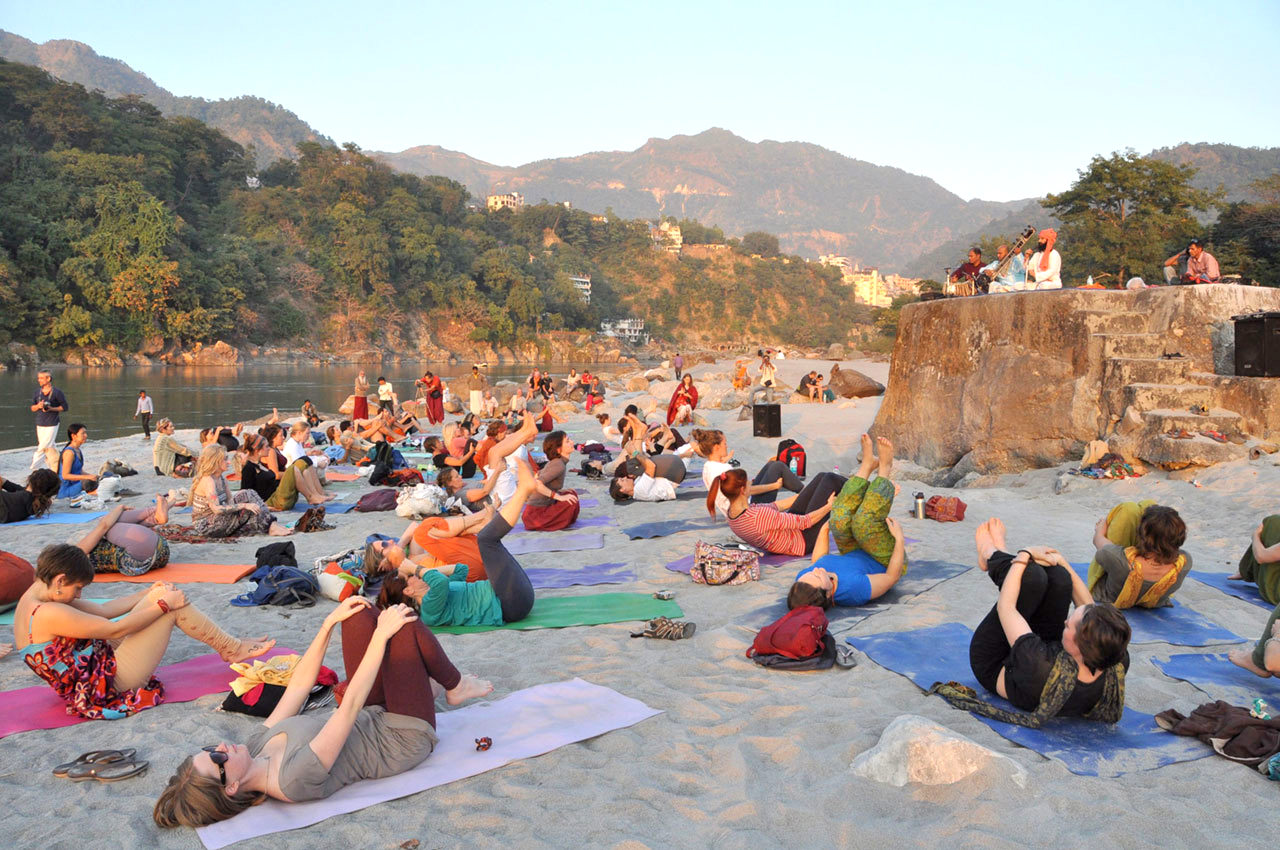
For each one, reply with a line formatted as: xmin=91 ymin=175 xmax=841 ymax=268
xmin=157 ymin=417 xmax=174 ymax=431
xmin=154 ymin=755 xmax=266 ymax=828
xmin=190 ymin=445 xmax=227 ymax=502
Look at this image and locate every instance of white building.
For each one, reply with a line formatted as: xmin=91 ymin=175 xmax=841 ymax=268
xmin=486 ymin=192 xmax=525 ymax=213
xmin=601 ymin=318 xmax=649 ymax=345
xmin=569 ymin=274 xmax=592 ymax=303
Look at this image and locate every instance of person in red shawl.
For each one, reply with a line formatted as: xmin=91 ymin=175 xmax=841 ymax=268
xmin=421 ymin=372 xmax=444 ymax=425
xmin=667 ymin=375 xmax=698 ymax=425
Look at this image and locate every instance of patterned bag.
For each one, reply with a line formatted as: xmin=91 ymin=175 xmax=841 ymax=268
xmin=691 ymin=541 xmax=761 ymax=586
xmin=924 ymin=495 xmax=967 ymax=522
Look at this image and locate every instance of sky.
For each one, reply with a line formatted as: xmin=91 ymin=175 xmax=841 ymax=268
xmin=4 ymin=0 xmax=1279 ymax=201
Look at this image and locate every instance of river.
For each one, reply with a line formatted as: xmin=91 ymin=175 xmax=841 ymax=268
xmin=0 ymin=363 xmax=624 ymax=451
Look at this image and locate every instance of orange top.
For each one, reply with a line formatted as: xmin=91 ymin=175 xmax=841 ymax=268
xmin=412 ymin=518 xmax=486 ymax=580
xmin=474 ymin=436 xmax=497 ymax=471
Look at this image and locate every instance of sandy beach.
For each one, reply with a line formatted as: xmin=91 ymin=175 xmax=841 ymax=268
xmin=1 ymin=355 xmax=1277 ymax=849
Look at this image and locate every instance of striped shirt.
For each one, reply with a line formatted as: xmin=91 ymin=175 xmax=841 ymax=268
xmin=727 ymin=504 xmax=811 ymax=556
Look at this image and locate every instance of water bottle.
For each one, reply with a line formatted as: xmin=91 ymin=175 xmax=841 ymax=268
xmin=913 ymin=492 xmax=926 ymax=520
xmin=1252 ymin=698 xmax=1274 ymax=720
xmin=789 ymin=457 xmax=798 ymax=476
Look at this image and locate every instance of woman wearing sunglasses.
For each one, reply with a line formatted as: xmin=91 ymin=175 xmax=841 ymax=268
xmin=153 ymin=597 xmax=492 ymax=827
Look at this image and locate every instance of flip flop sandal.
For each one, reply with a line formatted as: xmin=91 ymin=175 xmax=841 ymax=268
xmin=1201 ymin=430 xmax=1228 ymax=443
xmin=835 ymin=644 xmax=859 ymax=669
xmin=53 ymin=748 xmax=137 ymax=778
xmin=1166 ymin=429 xmax=1193 ymax=440
xmin=67 ymin=759 xmax=149 ymax=783
xmin=630 ymin=617 xmax=696 ymax=640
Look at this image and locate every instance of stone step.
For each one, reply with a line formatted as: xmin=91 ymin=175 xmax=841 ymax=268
xmin=1093 ymin=333 xmax=1171 ymax=359
xmin=1102 ymin=356 xmax=1192 ymax=387
xmin=1141 ymin=407 xmax=1244 ymax=434
xmin=1122 ymin=382 xmax=1216 ymax=411
xmin=1136 ymin=432 xmax=1248 ymax=468
xmin=1080 ymin=311 xmax=1150 ymax=334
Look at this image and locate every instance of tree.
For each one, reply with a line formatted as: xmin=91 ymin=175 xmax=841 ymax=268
xmin=1043 ymin=150 xmax=1219 ymax=285
xmin=739 ymin=231 xmax=779 ymax=257
xmin=1212 ymin=174 xmax=1280 ymax=286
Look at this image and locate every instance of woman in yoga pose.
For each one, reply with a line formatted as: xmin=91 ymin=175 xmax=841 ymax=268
xmin=521 ymin=431 xmax=579 ymax=531
xmin=153 ymin=596 xmax=491 ymax=827
xmin=0 ymin=468 xmax=60 ymax=523
xmin=787 ymin=436 xmax=905 ymax=609
xmin=81 ymin=499 xmax=174 ymax=576
xmin=188 ymin=446 xmax=292 ymax=538
xmin=707 ymin=467 xmax=839 ymax=557
xmin=1226 ymin=516 xmax=1280 ymax=677
xmin=1086 ymin=501 xmax=1191 ymax=608
xmin=14 ymin=541 xmax=274 ymax=720
xmin=692 ymin=429 xmax=803 ymax=517
xmin=933 ymin=518 xmax=1131 ymax=727
xmin=153 ymin=419 xmax=196 ymax=478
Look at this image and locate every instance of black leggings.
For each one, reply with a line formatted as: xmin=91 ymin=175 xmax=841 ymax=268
xmin=780 ymin=471 xmax=845 ymax=553
xmin=340 ymin=607 xmax=460 ymax=727
xmin=749 ymin=460 xmax=805 ymax=504
xmin=476 ymin=514 xmax=535 ymax=622
xmin=969 ymin=551 xmax=1073 ymax=693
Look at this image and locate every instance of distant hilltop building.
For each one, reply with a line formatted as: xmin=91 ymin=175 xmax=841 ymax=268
xmin=486 ymin=192 xmax=524 ymax=213
xmin=818 ymin=254 xmax=851 ymax=271
xmin=818 ymin=259 xmax=923 ymax=308
xmin=650 ymin=221 xmax=683 ymax=255
xmin=569 ymin=274 xmax=592 ymax=303
xmin=601 ymin=318 xmax=649 ymax=345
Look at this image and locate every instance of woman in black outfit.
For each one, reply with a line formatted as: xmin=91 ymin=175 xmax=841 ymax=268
xmin=0 ymin=469 xmax=60 ymax=524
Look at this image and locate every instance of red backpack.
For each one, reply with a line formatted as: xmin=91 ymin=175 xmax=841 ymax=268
xmin=747 ymin=606 xmax=828 ymax=659
xmin=777 ymin=439 xmax=807 ymax=478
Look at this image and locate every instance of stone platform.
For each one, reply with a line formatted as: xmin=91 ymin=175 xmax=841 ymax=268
xmin=872 ymin=285 xmax=1280 ymax=475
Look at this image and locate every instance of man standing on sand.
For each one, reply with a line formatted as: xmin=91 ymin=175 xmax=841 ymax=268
xmin=673 ymin=352 xmax=684 ymax=381
xmin=29 ymin=370 xmax=68 ymax=471
xmin=465 ymin=365 xmax=488 ymax=415
xmin=134 ymin=389 xmax=154 ymax=440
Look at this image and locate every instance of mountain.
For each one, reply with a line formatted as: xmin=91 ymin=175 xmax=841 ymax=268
xmin=1149 ymin=142 xmax=1280 ymax=203
xmin=375 ymin=129 xmax=1031 ymax=269
xmin=0 ymin=30 xmax=330 ymax=166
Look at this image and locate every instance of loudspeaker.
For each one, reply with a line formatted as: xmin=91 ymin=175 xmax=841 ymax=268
xmin=1235 ymin=312 xmax=1280 ymax=377
xmin=753 ymin=403 xmax=781 ymax=438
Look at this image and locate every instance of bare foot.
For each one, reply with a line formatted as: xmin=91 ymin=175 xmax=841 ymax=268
xmin=856 ymin=433 xmax=875 ymax=478
xmin=1227 ymin=573 xmax=1242 ymax=580
xmin=446 ymin=673 xmax=494 ymax=705
xmin=268 ymin=522 xmax=294 ymax=536
xmin=1228 ymin=647 xmax=1272 ymax=678
xmin=988 ymin=517 xmax=1009 ymax=553
xmin=514 ymin=456 xmax=538 ymax=495
xmin=876 ymin=436 xmax=894 ymax=478
xmin=975 ymin=519 xmax=995 ymax=572
xmin=153 ymin=493 xmax=169 ymax=525
xmin=223 ymin=637 xmax=276 ymax=663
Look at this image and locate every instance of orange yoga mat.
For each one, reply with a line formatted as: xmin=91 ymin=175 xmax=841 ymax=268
xmin=326 ymin=472 xmax=361 ymax=482
xmin=94 ymin=562 xmax=256 ymax=584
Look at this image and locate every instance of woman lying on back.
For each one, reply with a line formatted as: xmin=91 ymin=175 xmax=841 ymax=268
xmin=707 ymin=467 xmax=839 ymax=557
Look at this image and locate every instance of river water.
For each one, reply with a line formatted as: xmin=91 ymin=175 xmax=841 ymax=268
xmin=0 ymin=363 xmax=623 ymax=451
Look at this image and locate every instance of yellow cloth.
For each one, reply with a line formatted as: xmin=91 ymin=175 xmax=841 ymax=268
xmin=1086 ymin=500 xmax=1155 ymax=591
xmin=228 ymin=653 xmax=301 ymax=698
xmin=1114 ymin=546 xmax=1186 ymax=609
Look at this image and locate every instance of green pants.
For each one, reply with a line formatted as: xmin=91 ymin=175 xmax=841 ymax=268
xmin=1239 ymin=515 xmax=1280 ymax=607
xmin=266 ymin=459 xmax=308 ymax=511
xmin=1252 ymin=601 xmax=1280 ymax=670
xmin=1086 ymin=499 xmax=1155 ymax=591
xmin=830 ymin=475 xmax=901 ymax=572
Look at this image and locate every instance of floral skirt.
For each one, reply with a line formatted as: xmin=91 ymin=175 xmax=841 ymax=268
xmin=89 ymin=538 xmax=171 ymax=577
xmin=191 ymin=490 xmax=276 ymax=538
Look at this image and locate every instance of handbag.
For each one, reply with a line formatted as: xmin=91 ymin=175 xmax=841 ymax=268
xmin=691 ymin=541 xmax=760 ymax=586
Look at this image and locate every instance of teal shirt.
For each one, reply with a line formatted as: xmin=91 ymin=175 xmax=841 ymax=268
xmin=418 ymin=564 xmax=504 ymax=626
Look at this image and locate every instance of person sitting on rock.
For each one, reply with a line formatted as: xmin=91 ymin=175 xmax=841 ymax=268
xmin=930 ymin=519 xmax=1131 ymax=727
xmin=815 ymin=373 xmax=835 ymax=404
xmin=667 ymin=376 xmax=698 ymax=426
xmin=1086 ymin=501 xmax=1191 ymax=609
xmin=1163 ymin=237 xmax=1220 ymax=285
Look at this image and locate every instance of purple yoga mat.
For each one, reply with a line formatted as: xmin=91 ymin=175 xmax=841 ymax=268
xmin=504 ymin=533 xmax=606 ymax=556
xmin=513 ymin=514 xmax=615 ymax=533
xmin=525 ymin=562 xmax=636 ymax=589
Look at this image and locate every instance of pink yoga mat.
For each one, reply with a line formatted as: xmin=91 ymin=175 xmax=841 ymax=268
xmin=0 ymin=646 xmax=293 ymax=740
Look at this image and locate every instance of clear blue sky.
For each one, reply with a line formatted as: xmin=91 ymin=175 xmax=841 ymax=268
xmin=5 ymin=0 xmax=1278 ymax=200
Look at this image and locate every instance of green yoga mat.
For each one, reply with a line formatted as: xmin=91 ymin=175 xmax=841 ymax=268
xmin=432 ymin=592 xmax=683 ymax=635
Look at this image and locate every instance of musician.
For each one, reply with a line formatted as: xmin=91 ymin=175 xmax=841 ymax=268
xmin=949 ymin=248 xmax=983 ymax=284
xmin=982 ymin=244 xmax=1027 ymax=293
xmin=1162 ymin=238 xmax=1220 ymax=285
xmin=1027 ymin=229 xmax=1062 ymax=290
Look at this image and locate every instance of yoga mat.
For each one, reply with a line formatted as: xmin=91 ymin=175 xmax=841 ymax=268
xmin=92 ymin=563 xmax=255 ymax=584
xmin=526 ymin=562 xmax=636 ymax=589
xmin=678 ymin=479 xmax=703 ymax=489
xmin=11 ymin=511 xmax=108 ymax=526
xmin=1189 ymin=571 xmax=1275 ymax=611
xmin=327 ymin=464 xmax=360 ymax=475
xmin=503 ymin=533 xmax=605 ymax=556
xmin=513 ymin=514 xmax=615 ymax=533
xmin=1068 ymin=563 xmax=1245 ymax=646
xmin=432 ymin=592 xmax=682 ymax=634
xmin=196 ymin=678 xmax=661 ymax=849
xmin=623 ymin=517 xmax=720 ymax=539
xmin=0 ymin=647 xmax=293 ymax=740
xmin=846 ymin=623 xmax=1210 ymax=777
xmin=286 ymin=502 xmax=356 ymax=514
xmin=1152 ymin=653 xmax=1280 ymax=706
xmin=325 ymin=472 xmax=361 ymax=482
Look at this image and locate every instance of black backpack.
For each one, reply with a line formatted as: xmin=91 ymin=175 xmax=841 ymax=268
xmin=368 ymin=441 xmax=395 ymax=486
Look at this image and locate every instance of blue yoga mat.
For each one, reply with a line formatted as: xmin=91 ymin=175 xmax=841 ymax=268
xmin=525 ymin=562 xmax=636 ymax=590
xmin=846 ymin=622 xmax=1211 ymax=777
xmin=513 ymin=514 xmax=614 ymax=533
xmin=623 ymin=517 xmax=721 ymax=539
xmin=11 ymin=511 xmax=108 ymax=526
xmin=1189 ymin=571 xmax=1275 ymax=611
xmin=287 ymin=502 xmax=356 ymax=514
xmin=1152 ymin=652 xmax=1280 ymax=706
xmin=1067 ymin=563 xmax=1244 ymax=646
xmin=504 ymin=533 xmax=605 ymax=556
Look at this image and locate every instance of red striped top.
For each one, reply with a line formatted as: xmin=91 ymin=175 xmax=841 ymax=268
xmin=727 ymin=504 xmax=812 ymax=556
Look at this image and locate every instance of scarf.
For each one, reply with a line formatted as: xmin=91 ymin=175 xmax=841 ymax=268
xmin=1114 ymin=546 xmax=1185 ymax=608
xmin=930 ymin=650 xmax=1125 ymax=728
xmin=1038 ymin=229 xmax=1057 ymax=271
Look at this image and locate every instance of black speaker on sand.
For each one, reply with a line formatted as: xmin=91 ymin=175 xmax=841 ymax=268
xmin=753 ymin=403 xmax=781 ymax=438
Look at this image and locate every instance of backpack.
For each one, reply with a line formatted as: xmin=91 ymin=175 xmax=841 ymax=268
xmin=924 ymin=495 xmax=967 ymax=522
xmin=777 ymin=439 xmax=807 ymax=478
xmin=746 ymin=606 xmax=828 ymax=660
xmin=231 ymin=564 xmax=319 ymax=608
xmin=355 ymin=488 xmax=399 ymax=512
xmin=368 ymin=441 xmax=395 ymax=485
xmin=691 ymin=541 xmax=760 ymax=586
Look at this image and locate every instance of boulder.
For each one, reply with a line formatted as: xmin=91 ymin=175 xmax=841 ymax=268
xmin=826 ymin=342 xmax=847 ymax=360
xmin=492 ymin=381 xmax=520 ymax=406
xmin=649 ymin=380 xmax=678 ymax=402
xmin=191 ymin=340 xmax=240 ymax=366
xmin=851 ymin=715 xmax=1027 ymax=788
xmin=643 ymin=368 xmax=667 ymax=381
xmin=717 ymin=390 xmax=750 ymax=411
xmin=828 ymin=367 xmax=885 ymax=399
xmin=443 ymin=397 xmax=464 ymax=414
xmin=551 ymin=401 xmax=578 ymax=419
xmin=626 ymin=376 xmax=650 ymax=392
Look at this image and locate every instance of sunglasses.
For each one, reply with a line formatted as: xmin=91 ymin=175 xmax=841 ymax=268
xmin=202 ymin=746 xmax=229 ymax=786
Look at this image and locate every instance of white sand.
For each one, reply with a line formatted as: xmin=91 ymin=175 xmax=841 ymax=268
xmin=0 ymin=356 xmax=1276 ymax=848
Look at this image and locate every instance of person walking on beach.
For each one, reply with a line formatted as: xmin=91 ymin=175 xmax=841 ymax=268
xmin=29 ymin=370 xmax=68 ymax=471
xmin=673 ymin=352 xmax=684 ymax=380
xmin=134 ymin=390 xmax=154 ymax=440
xmin=465 ymin=366 xmax=488 ymax=415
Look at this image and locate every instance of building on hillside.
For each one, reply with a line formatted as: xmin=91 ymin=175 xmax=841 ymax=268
xmin=845 ymin=266 xmax=892 ymax=308
xmin=569 ymin=274 xmax=592 ymax=303
xmin=591 ymin=214 xmax=608 ymax=223
xmin=486 ymin=192 xmax=525 ymax=213
xmin=818 ymin=254 xmax=851 ymax=272
xmin=883 ymin=273 xmax=924 ymax=300
xmin=601 ymin=318 xmax=649 ymax=345
xmin=650 ymin=221 xmax=683 ymax=255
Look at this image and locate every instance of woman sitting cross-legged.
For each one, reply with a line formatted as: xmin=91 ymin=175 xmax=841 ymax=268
xmin=521 ymin=430 xmax=580 ymax=531
xmin=932 ymin=518 xmax=1131 ymax=727
xmin=153 ymin=597 xmax=492 ymax=827
xmin=58 ymin=423 xmax=99 ymax=499
xmin=1086 ymin=500 xmax=1191 ymax=608
xmin=14 ymin=542 xmax=274 ymax=720
xmin=153 ymin=419 xmax=196 ymax=477
xmin=188 ymin=445 xmax=292 ymax=538
xmin=707 ymin=468 xmax=841 ymax=557
xmin=787 ymin=435 xmax=906 ymax=609
xmin=374 ymin=458 xmax=539 ymax=627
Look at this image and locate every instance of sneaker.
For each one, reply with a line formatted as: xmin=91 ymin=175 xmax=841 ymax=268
xmin=630 ymin=617 xmax=696 ymax=640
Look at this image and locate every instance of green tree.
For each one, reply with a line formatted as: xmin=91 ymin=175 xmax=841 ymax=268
xmin=739 ymin=231 xmax=780 ymax=257
xmin=1212 ymin=174 xmax=1280 ymax=285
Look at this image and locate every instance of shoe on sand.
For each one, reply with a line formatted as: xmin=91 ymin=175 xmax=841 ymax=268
xmin=630 ymin=617 xmax=696 ymax=640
